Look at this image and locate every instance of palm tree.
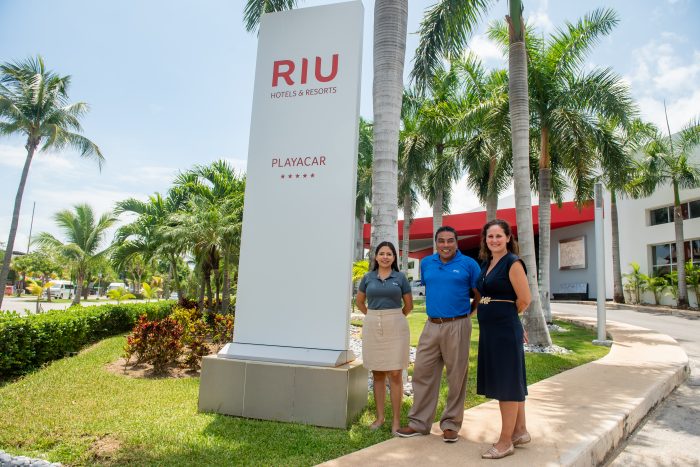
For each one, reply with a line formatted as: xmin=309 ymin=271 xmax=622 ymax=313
xmin=0 ymin=56 xmax=104 ymax=309
xmin=355 ymin=118 xmax=373 ymax=261
xmin=107 ymin=287 xmax=136 ymax=304
xmin=630 ymin=116 xmax=700 ymax=308
xmin=167 ymin=161 xmax=245 ymax=312
xmin=26 ymin=279 xmax=53 ymax=313
xmin=489 ymin=9 xmax=635 ymax=322
xmin=594 ymin=118 xmax=656 ymax=303
xmin=35 ymin=204 xmax=116 ymax=306
xmin=504 ymin=1 xmax=551 ymax=345
xmin=141 ymin=282 xmax=161 ymax=302
xmin=398 ymin=89 xmax=429 ymax=270
xmin=455 ymin=55 xmax=512 ymax=220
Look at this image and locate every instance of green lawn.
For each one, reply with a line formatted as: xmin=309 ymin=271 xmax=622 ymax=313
xmin=0 ymin=315 xmax=608 ymax=466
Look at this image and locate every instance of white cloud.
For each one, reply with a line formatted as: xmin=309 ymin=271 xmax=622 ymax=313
xmin=112 ymin=165 xmax=178 ymax=185
xmin=0 ymin=144 xmax=27 ymax=168
xmin=467 ymin=34 xmax=503 ymax=62
xmin=626 ymin=36 xmax=700 ymax=133
xmin=224 ymin=157 xmax=248 ymax=173
xmin=529 ymin=0 xmax=555 ymax=34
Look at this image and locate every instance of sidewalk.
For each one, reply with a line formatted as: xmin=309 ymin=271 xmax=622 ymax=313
xmin=320 ymin=314 xmax=689 ymax=467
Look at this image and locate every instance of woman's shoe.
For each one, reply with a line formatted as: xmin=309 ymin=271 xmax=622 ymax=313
xmin=369 ymin=420 xmax=384 ymax=431
xmin=481 ymin=444 xmax=515 ymax=459
xmin=512 ymin=432 xmax=531 ymax=447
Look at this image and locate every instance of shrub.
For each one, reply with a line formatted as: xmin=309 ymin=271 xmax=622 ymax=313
xmin=0 ymin=301 xmax=174 ymax=378
xmin=210 ymin=313 xmax=234 ymax=348
xmin=123 ymin=316 xmax=183 ymax=375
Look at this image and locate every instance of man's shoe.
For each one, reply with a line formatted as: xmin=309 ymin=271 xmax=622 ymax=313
xmin=395 ymin=426 xmax=425 ymax=438
xmin=443 ymin=429 xmax=459 ymax=443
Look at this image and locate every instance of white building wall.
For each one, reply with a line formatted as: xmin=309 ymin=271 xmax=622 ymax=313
xmin=549 ymin=221 xmax=598 ymax=299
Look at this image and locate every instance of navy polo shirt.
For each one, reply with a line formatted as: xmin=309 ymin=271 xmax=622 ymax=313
xmin=420 ymin=250 xmax=480 ymax=318
xmin=358 ymin=270 xmax=411 ymax=310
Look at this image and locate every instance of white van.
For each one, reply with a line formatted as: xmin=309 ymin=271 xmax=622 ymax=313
xmin=44 ymin=280 xmax=75 ymax=300
xmin=106 ymin=282 xmax=127 ymax=292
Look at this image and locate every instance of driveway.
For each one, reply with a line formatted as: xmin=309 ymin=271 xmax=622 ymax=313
xmin=1 ymin=296 xmax=155 ymax=316
xmin=552 ymin=302 xmax=700 ymax=466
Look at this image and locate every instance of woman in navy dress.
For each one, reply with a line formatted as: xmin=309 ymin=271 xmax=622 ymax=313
xmin=476 ymin=219 xmax=532 ymax=460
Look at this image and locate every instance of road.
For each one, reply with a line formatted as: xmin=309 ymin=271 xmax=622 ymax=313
xmin=552 ymin=302 xmax=700 ymax=466
xmin=0 ymin=296 xmax=153 ymax=315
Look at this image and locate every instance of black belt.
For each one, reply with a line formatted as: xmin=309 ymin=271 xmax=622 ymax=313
xmin=428 ymin=313 xmax=470 ymax=324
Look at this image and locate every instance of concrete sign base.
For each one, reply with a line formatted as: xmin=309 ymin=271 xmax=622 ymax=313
xmin=218 ymin=342 xmax=356 ymax=367
xmin=198 ymin=355 xmax=368 ymax=428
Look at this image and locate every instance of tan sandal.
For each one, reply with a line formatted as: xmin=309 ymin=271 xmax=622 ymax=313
xmin=481 ymin=444 xmax=515 ymax=459
xmin=512 ymin=432 xmax=531 ymax=446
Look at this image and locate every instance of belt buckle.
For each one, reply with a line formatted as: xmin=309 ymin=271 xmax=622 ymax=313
xmin=479 ymin=296 xmax=492 ymax=304
xmin=433 ymin=317 xmax=444 ymax=324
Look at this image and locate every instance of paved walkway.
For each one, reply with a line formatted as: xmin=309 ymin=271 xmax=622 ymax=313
xmin=320 ymin=315 xmax=688 ymax=467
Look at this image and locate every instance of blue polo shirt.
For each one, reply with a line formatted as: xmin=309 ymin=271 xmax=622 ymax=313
xmin=420 ymin=250 xmax=481 ymax=318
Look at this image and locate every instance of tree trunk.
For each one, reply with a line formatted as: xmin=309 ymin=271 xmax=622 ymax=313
xmin=432 ymin=188 xmax=444 ymax=252
xmin=72 ymin=268 xmax=84 ymax=306
xmin=508 ymin=11 xmax=552 ymax=346
xmin=673 ymin=182 xmax=688 ymax=307
xmin=486 ymin=193 xmax=498 ymax=222
xmin=611 ymin=190 xmax=625 ymax=303
xmin=538 ymin=167 xmax=552 ymax=323
xmin=369 ymin=0 xmax=408 ymax=252
xmin=222 ymin=253 xmax=231 ymax=314
xmin=206 ymin=270 xmax=214 ymax=310
xmin=198 ymin=272 xmax=206 ymax=311
xmin=401 ymin=191 xmax=412 ymax=272
xmin=0 ymin=141 xmax=37 ymax=309
xmin=171 ymin=253 xmax=182 ymax=298
xmin=354 ymin=211 xmax=365 ymax=261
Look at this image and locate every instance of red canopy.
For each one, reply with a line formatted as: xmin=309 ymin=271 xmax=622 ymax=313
xmin=363 ymin=201 xmax=594 ymax=260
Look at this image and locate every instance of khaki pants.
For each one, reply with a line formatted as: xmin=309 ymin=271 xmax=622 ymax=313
xmin=408 ymin=317 xmax=472 ymax=433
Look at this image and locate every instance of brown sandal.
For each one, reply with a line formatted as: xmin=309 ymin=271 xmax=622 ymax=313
xmin=481 ymin=444 xmax=515 ymax=459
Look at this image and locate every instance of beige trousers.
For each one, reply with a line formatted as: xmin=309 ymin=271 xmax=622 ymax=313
xmin=407 ymin=317 xmax=472 ymax=433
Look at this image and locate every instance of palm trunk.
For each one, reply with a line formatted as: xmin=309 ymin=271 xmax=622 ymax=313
xmin=214 ymin=268 xmax=221 ymax=311
xmin=508 ymin=11 xmax=552 ymax=347
xmin=538 ymin=166 xmax=552 ymax=323
xmin=206 ymin=270 xmax=214 ymax=310
xmin=354 ymin=210 xmax=365 ymax=261
xmin=73 ymin=268 xmax=84 ymax=306
xmin=401 ymin=192 xmax=412 ymax=272
xmin=611 ymin=190 xmax=625 ymax=303
xmin=222 ymin=253 xmax=231 ymax=314
xmin=486 ymin=193 xmax=498 ymax=222
xmin=198 ymin=272 xmax=206 ymax=311
xmin=170 ymin=253 xmax=182 ymax=298
xmin=0 ymin=141 xmax=37 ymax=309
xmin=673 ymin=182 xmax=688 ymax=307
xmin=369 ymin=0 xmax=407 ymax=252
xmin=432 ymin=188 xmax=443 ymax=252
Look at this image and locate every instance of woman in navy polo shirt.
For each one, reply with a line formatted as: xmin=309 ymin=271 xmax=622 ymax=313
xmin=356 ymin=241 xmax=413 ymax=433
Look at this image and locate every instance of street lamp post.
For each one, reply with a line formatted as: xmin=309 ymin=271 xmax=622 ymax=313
xmin=593 ymin=183 xmax=612 ymax=347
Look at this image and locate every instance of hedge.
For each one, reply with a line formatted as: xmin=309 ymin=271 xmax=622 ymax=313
xmin=0 ymin=301 xmax=175 ymax=378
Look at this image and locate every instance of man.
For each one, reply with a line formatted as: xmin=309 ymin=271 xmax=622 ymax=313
xmin=396 ymin=225 xmax=481 ymax=443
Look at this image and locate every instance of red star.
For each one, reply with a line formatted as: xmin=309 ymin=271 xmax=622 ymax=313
xmin=295 ymin=174 xmax=300 ymax=178
xmin=303 ymin=174 xmax=308 ymax=178
xmin=280 ymin=174 xmax=284 ymax=179
xmin=310 ymin=173 xmax=315 ymax=178
xmin=288 ymin=174 xmax=292 ymax=178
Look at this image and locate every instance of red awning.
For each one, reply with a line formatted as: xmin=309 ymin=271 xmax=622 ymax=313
xmin=363 ymin=201 xmax=594 ymax=260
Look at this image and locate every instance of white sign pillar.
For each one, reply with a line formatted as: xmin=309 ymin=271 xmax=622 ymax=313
xmin=219 ymin=1 xmax=364 ymax=367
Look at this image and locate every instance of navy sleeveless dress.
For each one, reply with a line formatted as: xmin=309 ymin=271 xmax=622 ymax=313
xmin=476 ymin=252 xmax=528 ymax=401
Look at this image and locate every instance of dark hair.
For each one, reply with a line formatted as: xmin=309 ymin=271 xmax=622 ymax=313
xmin=434 ymin=225 xmax=458 ymax=242
xmin=479 ymin=219 xmax=519 ymax=261
xmin=372 ymin=241 xmax=400 ymax=272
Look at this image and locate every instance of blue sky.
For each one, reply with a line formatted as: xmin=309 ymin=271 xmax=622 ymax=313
xmin=1 ymin=0 xmax=698 ymax=251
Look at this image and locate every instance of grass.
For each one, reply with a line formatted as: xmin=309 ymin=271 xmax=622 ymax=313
xmin=0 ymin=315 xmax=608 ymax=466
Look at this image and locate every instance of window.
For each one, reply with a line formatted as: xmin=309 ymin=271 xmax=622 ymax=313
xmin=408 ymin=261 xmax=415 ymax=269
xmin=649 ymin=200 xmax=700 ymax=225
xmin=690 ymin=200 xmax=700 ymax=219
xmin=650 ymin=206 xmax=670 ymax=226
xmin=650 ymin=238 xmax=700 ymax=276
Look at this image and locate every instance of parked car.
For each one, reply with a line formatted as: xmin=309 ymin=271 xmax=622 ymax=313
xmin=43 ymin=280 xmax=75 ymax=300
xmin=411 ymin=280 xmax=425 ymax=296
xmin=168 ymin=292 xmax=179 ymax=300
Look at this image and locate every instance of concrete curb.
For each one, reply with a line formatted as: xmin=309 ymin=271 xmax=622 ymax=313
xmin=319 ymin=315 xmax=689 ymax=467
